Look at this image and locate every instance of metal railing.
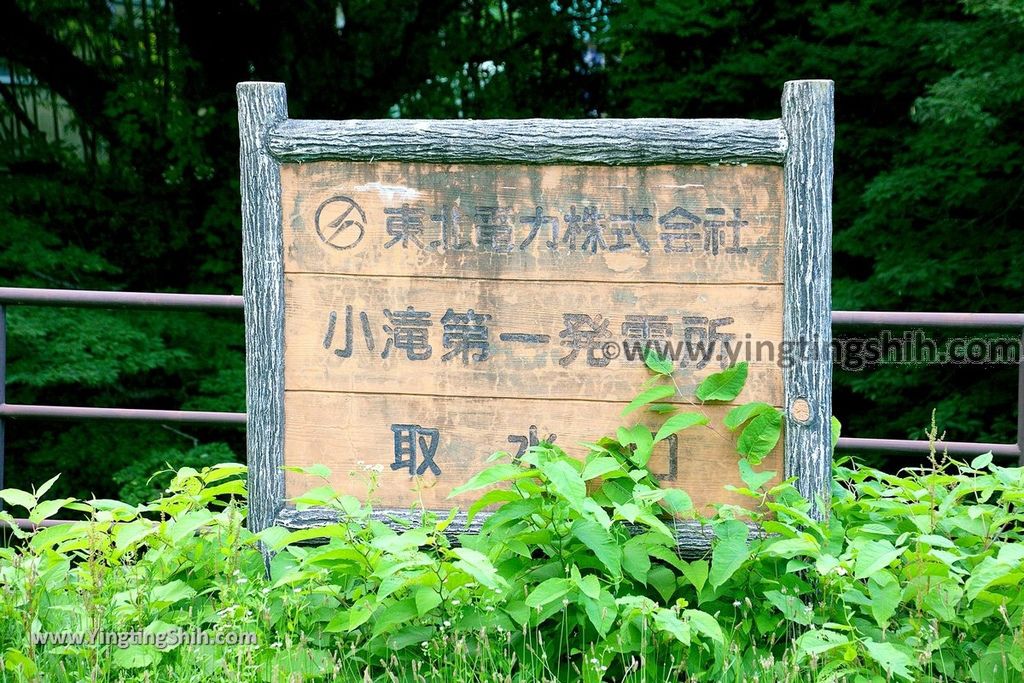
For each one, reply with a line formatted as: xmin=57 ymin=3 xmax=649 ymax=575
xmin=0 ymin=287 xmax=248 ymax=532
xmin=0 ymin=286 xmax=1022 ymax=531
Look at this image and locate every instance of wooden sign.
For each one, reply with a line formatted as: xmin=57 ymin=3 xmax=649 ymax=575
xmin=238 ymin=81 xmax=833 ymax=549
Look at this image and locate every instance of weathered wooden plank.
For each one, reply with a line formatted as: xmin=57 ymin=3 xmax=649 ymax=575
xmin=280 ymin=162 xmax=784 ymax=284
xmin=238 ymin=82 xmax=288 ymax=535
xmin=268 ymin=118 xmax=788 ymax=166
xmin=283 ymin=275 xmax=784 ymax=405
xmin=274 ymin=506 xmax=764 ymax=558
xmin=272 ymin=507 xmax=761 ymax=561
xmin=283 ymin=392 xmax=782 ymax=513
xmin=781 ymin=80 xmax=834 ymax=520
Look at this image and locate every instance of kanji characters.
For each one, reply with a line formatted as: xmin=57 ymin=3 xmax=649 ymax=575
xmin=441 ymin=308 xmax=492 ymax=363
xmin=519 ymin=206 xmax=560 ymax=251
xmin=429 ymin=204 xmax=472 ymax=251
xmin=558 ymin=313 xmax=612 ymax=367
xmin=322 ymin=306 xmax=375 ymax=357
xmin=474 ymin=206 xmax=515 ymax=253
xmin=658 ymin=207 xmax=703 ymax=253
xmin=390 ymin=424 xmax=442 ymax=476
xmin=384 ymin=203 xmax=428 ymax=249
xmin=609 ymin=208 xmax=652 ymax=253
xmin=382 ymin=306 xmax=433 ymax=360
xmin=507 ymin=425 xmax=557 ymax=462
xmin=680 ymin=315 xmax=736 ymax=369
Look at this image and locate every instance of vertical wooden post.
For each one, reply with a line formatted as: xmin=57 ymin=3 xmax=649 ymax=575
xmin=237 ymin=82 xmax=288 ymax=537
xmin=781 ymin=80 xmax=834 ymax=520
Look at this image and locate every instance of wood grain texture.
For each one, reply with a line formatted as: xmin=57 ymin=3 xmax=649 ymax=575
xmin=283 ymin=275 xmax=784 ymax=405
xmin=275 ymin=506 xmax=766 ymax=558
xmin=280 ymin=162 xmax=784 ymax=284
xmin=268 ymin=118 xmax=787 ymax=166
xmin=283 ymin=392 xmax=782 ymax=513
xmin=781 ymin=80 xmax=834 ymax=519
xmin=238 ymin=82 xmax=288 ymax=535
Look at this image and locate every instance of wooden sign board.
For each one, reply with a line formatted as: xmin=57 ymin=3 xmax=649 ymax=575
xmin=238 ymin=81 xmax=833 ymax=549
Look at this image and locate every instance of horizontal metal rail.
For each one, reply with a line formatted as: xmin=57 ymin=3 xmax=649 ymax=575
xmin=831 ymin=310 xmax=1023 ymax=463
xmin=832 ymin=310 xmax=1024 ymax=329
xmin=0 ymin=404 xmax=245 ymax=424
xmin=0 ymin=287 xmax=243 ymax=311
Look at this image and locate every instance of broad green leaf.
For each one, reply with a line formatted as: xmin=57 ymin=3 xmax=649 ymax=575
xmin=970 ymin=452 xmax=994 ymax=470
xmin=661 ymin=488 xmax=693 ymax=516
xmin=964 ymin=555 xmax=1019 ymax=601
xmin=764 ymin=590 xmax=813 ymax=625
xmin=575 ymin=573 xmax=600 ymax=600
xmin=374 ymin=528 xmax=432 ymax=554
xmin=630 ymin=425 xmax=655 ymax=467
xmin=724 ymin=402 xmax=775 ymax=430
xmin=449 ymin=463 xmax=537 ymax=497
xmin=414 ymin=586 xmax=443 ymax=616
xmin=647 ymin=565 xmax=677 ymax=602
xmin=853 ymin=539 xmax=906 ymax=580
xmin=622 ymin=536 xmax=652 ymax=583
xmin=796 ymin=629 xmax=849 ymax=656
xmin=387 ymin=625 xmax=435 ymax=651
xmin=539 ymin=460 xmax=587 ymax=511
xmin=863 ymin=640 xmax=917 ymax=681
xmin=582 ymin=589 xmax=617 ymax=637
xmin=654 ymin=608 xmax=691 ymax=644
xmin=34 ymin=474 xmax=60 ymax=500
xmin=525 ymin=578 xmax=572 ymax=609
xmin=372 ymin=598 xmax=418 ymax=638
xmin=695 ymin=362 xmax=748 ymax=402
xmin=680 ymin=560 xmax=709 ymax=593
xmin=581 ymin=456 xmax=624 ymax=481
xmin=164 ymin=509 xmax=215 ymax=543
xmin=737 ymin=410 xmax=782 ymax=464
xmin=571 ymin=519 xmax=622 ymax=578
xmin=452 ymin=547 xmax=506 ymax=590
xmin=709 ymin=520 xmax=750 ymax=590
xmin=326 ymin=603 xmax=372 ymax=632
xmin=738 ymin=459 xmax=775 ymax=491
xmin=763 ymin=536 xmax=819 ymax=559
xmin=150 ymin=580 xmax=195 ymax=606
xmin=653 ymin=412 xmax=708 ymax=443
xmin=622 ymin=384 xmax=676 ymax=416
xmin=644 ymin=349 xmax=675 ymax=376
xmin=868 ymin=571 xmax=900 ymax=627
xmin=283 ymin=463 xmax=332 ymax=478
xmin=111 ymin=645 xmax=160 ymax=669
xmin=28 ymin=497 xmax=75 ymax=524
xmin=467 ymin=488 xmax=519 ymax=524
xmin=683 ymin=609 xmax=725 ymax=645
xmin=113 ymin=519 xmax=157 ymax=550
xmin=0 ymin=488 xmax=36 ymax=511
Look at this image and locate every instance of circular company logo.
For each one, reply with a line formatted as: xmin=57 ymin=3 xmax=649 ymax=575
xmin=315 ymin=196 xmax=366 ymax=250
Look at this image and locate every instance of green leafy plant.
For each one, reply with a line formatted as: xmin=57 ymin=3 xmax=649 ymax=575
xmin=0 ymin=361 xmax=1022 ymax=682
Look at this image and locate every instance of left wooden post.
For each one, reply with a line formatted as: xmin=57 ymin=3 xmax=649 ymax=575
xmin=237 ymin=82 xmax=288 ymax=540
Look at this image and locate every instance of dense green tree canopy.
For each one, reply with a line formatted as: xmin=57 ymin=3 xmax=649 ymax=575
xmin=1 ymin=0 xmax=1021 ymax=497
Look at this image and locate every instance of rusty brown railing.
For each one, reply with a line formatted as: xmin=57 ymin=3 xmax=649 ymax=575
xmin=0 ymin=286 xmax=1021 ymax=531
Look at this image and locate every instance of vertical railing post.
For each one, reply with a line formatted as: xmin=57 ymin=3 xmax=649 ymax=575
xmin=1018 ymin=330 xmax=1023 ymax=466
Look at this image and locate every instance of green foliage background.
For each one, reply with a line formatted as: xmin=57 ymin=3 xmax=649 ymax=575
xmin=1 ymin=0 xmax=1022 ymax=497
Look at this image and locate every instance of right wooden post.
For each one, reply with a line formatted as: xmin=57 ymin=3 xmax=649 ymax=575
xmin=782 ymin=79 xmax=835 ymax=520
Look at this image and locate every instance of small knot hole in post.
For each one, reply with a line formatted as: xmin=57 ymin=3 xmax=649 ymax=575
xmin=790 ymin=397 xmax=811 ymax=424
